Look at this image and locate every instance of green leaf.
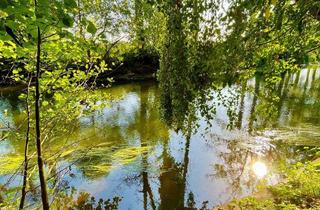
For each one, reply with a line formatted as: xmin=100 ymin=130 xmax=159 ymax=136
xmin=62 ymin=14 xmax=74 ymax=27
xmin=80 ymin=17 xmax=87 ymax=25
xmin=87 ymin=21 xmax=97 ymax=35
xmin=0 ymin=0 xmax=8 ymax=9
xmin=42 ymin=101 xmax=49 ymax=106
xmin=55 ymin=93 xmax=63 ymax=102
xmin=64 ymin=0 xmax=77 ymax=9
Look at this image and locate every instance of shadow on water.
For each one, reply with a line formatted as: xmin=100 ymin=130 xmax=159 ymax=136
xmin=1 ymin=67 xmax=320 ymax=209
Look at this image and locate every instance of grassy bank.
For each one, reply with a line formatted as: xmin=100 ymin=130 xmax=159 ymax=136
xmin=216 ymin=159 xmax=320 ymax=209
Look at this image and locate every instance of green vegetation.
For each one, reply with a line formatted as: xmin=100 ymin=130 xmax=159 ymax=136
xmin=224 ymin=161 xmax=320 ymax=209
xmin=0 ymin=0 xmax=319 ymax=209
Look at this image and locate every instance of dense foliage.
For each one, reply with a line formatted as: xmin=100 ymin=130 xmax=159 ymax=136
xmin=158 ymin=0 xmax=320 ymax=131
xmin=0 ymin=0 xmax=319 ymax=209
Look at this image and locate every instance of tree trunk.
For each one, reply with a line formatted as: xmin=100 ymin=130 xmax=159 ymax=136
xmin=35 ymin=26 xmax=50 ymax=210
xmin=19 ymin=78 xmax=32 ymax=209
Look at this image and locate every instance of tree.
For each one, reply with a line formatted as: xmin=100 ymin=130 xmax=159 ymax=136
xmin=1 ymin=0 xmax=109 ymax=208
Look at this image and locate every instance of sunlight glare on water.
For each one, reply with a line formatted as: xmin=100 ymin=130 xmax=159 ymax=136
xmin=1 ymin=68 xmax=320 ymax=208
xmin=252 ymin=161 xmax=267 ymax=178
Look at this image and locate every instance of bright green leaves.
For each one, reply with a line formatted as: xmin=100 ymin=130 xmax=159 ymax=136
xmin=12 ymin=69 xmax=19 ymax=75
xmin=0 ymin=40 xmax=16 ymax=58
xmin=0 ymin=0 xmax=79 ymax=51
xmin=87 ymin=21 xmax=97 ymax=35
xmin=0 ymin=10 xmax=8 ymax=18
xmin=11 ymin=68 xmax=25 ymax=82
xmin=42 ymin=100 xmax=49 ymax=107
xmin=54 ymin=92 xmax=64 ymax=102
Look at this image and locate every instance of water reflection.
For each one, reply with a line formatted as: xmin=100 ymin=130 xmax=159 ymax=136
xmin=252 ymin=162 xmax=267 ymax=178
xmin=0 ymin=68 xmax=320 ymax=208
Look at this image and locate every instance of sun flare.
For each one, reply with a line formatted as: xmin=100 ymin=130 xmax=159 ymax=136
xmin=252 ymin=161 xmax=267 ymax=178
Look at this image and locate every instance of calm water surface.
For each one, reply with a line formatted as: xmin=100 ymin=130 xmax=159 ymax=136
xmin=1 ymin=68 xmax=320 ymax=209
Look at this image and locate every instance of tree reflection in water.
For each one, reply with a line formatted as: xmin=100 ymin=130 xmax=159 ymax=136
xmin=1 ymin=68 xmax=320 ymax=209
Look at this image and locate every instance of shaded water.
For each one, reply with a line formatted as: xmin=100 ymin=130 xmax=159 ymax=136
xmin=1 ymin=68 xmax=320 ymax=209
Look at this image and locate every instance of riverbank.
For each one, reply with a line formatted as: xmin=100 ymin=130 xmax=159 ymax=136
xmin=0 ymin=47 xmax=159 ymax=86
xmin=215 ymin=159 xmax=320 ymax=209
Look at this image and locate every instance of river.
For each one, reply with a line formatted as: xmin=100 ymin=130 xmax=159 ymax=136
xmin=0 ymin=68 xmax=320 ymax=209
